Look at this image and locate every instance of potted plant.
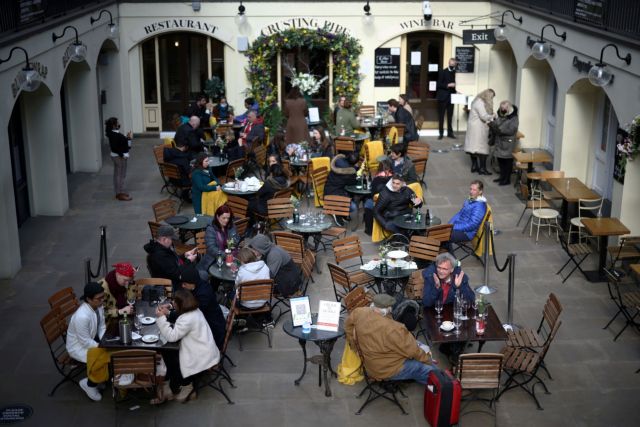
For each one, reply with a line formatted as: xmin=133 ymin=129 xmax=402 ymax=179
xmin=204 ymin=76 xmax=225 ymax=102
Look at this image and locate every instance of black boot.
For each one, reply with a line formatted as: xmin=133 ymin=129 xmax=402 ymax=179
xmin=363 ymin=208 xmax=373 ymax=236
xmin=478 ymin=155 xmax=492 ymax=175
xmin=470 ymin=155 xmax=479 ymax=173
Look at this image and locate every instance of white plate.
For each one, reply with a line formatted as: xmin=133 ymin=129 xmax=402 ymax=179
xmin=141 ymin=334 xmax=159 ymax=343
xmin=140 ymin=317 xmax=156 ymax=325
xmin=387 ymin=250 xmax=408 ymax=259
xmin=440 ymin=321 xmax=455 ymax=332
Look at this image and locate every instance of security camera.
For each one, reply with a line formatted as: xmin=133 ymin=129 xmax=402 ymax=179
xmin=423 ymin=1 xmax=432 ymax=21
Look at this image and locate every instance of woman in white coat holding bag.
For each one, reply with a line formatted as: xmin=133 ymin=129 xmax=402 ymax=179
xmin=155 ymin=289 xmax=219 ymax=403
xmin=464 ymin=89 xmax=496 ymax=175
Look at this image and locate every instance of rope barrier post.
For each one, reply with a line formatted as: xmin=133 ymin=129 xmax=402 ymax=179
xmin=84 ymin=258 xmax=91 ymax=284
xmin=482 ymin=221 xmax=491 ymax=286
xmin=100 ymin=225 xmax=108 ymax=276
xmin=507 ymin=253 xmax=516 ymax=325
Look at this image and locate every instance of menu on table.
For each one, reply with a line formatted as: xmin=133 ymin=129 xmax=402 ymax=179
xmin=290 ymin=296 xmax=311 ymax=327
xmin=316 ymin=300 xmax=341 ymax=332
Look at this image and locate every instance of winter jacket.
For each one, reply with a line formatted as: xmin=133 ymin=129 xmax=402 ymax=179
xmin=421 ymin=263 xmax=475 ymax=308
xmin=66 ymin=302 xmax=106 ymax=363
xmin=436 ymin=67 xmax=456 ymax=102
xmin=107 ymin=130 xmax=130 ymax=157
xmin=374 ymin=180 xmax=422 ymax=225
xmin=163 ymin=147 xmax=191 ymax=183
xmin=235 ymin=260 xmax=270 ymax=285
xmin=201 ymin=222 xmax=240 ymax=271
xmin=143 ymin=240 xmax=199 ymax=290
xmin=449 ymin=196 xmax=487 ymax=240
xmin=335 ymin=108 xmax=360 ymax=135
xmin=242 ymin=117 xmax=265 ymax=147
xmin=249 ymin=234 xmax=302 ymax=297
xmin=191 ymin=169 xmax=219 ymax=215
xmin=324 ymin=154 xmax=357 ymax=198
xmin=190 ymin=280 xmax=226 ymax=350
xmin=175 ymin=122 xmax=204 ymax=154
xmin=370 ymin=174 xmax=392 ymax=197
xmin=250 ymin=175 xmax=288 ymax=215
xmin=392 ymin=107 xmax=418 ymax=143
xmin=489 ymin=105 xmax=519 ymax=159
xmin=464 ymin=98 xmax=494 ymax=155
xmin=391 ymin=156 xmax=419 ymax=184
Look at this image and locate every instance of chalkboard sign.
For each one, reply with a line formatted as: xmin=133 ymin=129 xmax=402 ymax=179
xmin=374 ymin=48 xmax=400 ymax=87
xmin=575 ymin=0 xmax=604 ymax=26
xmin=455 ymin=47 xmax=475 ymax=73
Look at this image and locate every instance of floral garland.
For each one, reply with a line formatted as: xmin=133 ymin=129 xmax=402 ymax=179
xmin=245 ymin=28 xmax=363 ymax=108
xmin=617 ymin=114 xmax=640 ymax=161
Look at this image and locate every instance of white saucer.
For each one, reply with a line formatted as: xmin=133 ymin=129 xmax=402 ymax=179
xmin=141 ymin=334 xmax=159 ymax=343
xmin=440 ymin=321 xmax=455 ymax=332
xmin=140 ymin=317 xmax=156 ymax=325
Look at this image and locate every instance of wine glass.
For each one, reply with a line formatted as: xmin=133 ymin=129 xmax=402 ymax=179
xmin=471 ymin=299 xmax=478 ymax=319
xmin=134 ymin=315 xmax=142 ymax=332
xmin=435 ymin=299 xmax=443 ymax=320
xmin=158 ymin=289 xmax=167 ymax=306
xmin=460 ymin=300 xmax=468 ymax=321
xmin=127 ymin=294 xmax=136 ymax=307
xmin=319 ymin=212 xmax=326 ymax=223
xmin=217 ymin=254 xmax=224 ymax=271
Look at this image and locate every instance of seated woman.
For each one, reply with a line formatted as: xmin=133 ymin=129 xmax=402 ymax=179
xmin=363 ymin=159 xmax=393 ymax=235
xmin=204 ymin=205 xmax=240 ymax=268
xmin=374 ymin=174 xmax=423 ymax=234
xmin=309 ymin=126 xmax=333 ymax=157
xmin=249 ymin=163 xmax=289 ymax=217
xmin=235 ymin=247 xmax=271 ymax=309
xmin=324 ymin=154 xmax=358 ymax=221
xmin=191 ymin=153 xmax=220 ymax=216
xmin=389 ymin=143 xmax=419 ymax=184
xmin=155 ymin=289 xmax=220 ymax=403
xmin=212 ymin=97 xmax=233 ymax=123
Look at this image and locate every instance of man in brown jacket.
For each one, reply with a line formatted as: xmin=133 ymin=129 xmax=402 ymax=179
xmin=345 ymin=294 xmax=436 ymax=384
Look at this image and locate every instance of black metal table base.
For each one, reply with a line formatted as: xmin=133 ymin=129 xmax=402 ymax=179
xmin=294 ymin=338 xmax=339 ymax=397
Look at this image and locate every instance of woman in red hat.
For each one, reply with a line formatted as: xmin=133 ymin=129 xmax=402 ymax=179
xmin=99 ymin=262 xmax=137 ymax=319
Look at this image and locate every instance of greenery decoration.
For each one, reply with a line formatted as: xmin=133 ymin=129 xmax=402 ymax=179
xmin=204 ymin=76 xmax=225 ymax=101
xmin=245 ymin=28 xmax=363 ymax=109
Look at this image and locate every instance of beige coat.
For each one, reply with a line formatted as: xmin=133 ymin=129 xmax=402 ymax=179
xmin=157 ymin=309 xmax=219 ymax=378
xmin=464 ymin=98 xmax=494 ymax=155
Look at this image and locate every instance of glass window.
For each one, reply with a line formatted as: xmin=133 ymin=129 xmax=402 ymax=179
xmin=142 ymin=38 xmax=157 ymax=104
xmin=210 ymin=39 xmax=225 ymax=85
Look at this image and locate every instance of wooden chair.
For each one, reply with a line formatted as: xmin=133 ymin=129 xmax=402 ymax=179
xmin=159 ymin=163 xmax=191 ymax=210
xmin=334 ymin=136 xmax=356 ymax=153
xmin=301 ymin=248 xmax=316 ymax=295
xmin=195 ymin=231 xmax=206 ymax=255
xmin=557 ymin=231 xmax=594 ymax=283
xmin=425 ymin=224 xmax=453 ymax=253
xmin=358 ymin=105 xmax=376 ymax=117
xmin=272 ymin=231 xmax=306 ymax=267
xmin=310 ymin=166 xmax=329 ymax=207
xmin=234 ymin=217 xmax=250 ymax=239
xmin=48 ymin=287 xmax=80 ymax=324
xmin=406 ymin=141 xmax=430 ymax=160
xmin=226 ymin=158 xmax=246 ymax=181
xmin=109 ymin=349 xmax=159 ymax=403
xmin=327 ymin=263 xmax=358 ymax=305
xmin=344 ymin=286 xmax=372 ymax=313
xmin=152 ymin=145 xmax=164 ymax=163
xmin=233 ymin=279 xmax=275 ymax=350
xmin=453 ymin=207 xmax=493 ymax=263
xmin=455 ymin=353 xmax=504 ymax=418
xmin=497 ymin=320 xmax=562 ymax=410
xmin=538 ymin=171 xmax=565 ymax=201
xmin=405 ymin=269 xmax=425 ymax=301
xmin=352 ymin=329 xmax=408 ymax=415
xmin=253 ymin=144 xmax=267 ymax=175
xmin=602 ymin=269 xmax=640 ymax=341
xmin=264 ymin=198 xmax=293 ymax=232
xmin=273 ymin=187 xmax=293 ymax=200
xmin=131 ymin=278 xmax=173 ymax=299
xmin=152 ymin=199 xmax=178 ymax=222
xmin=320 ymin=195 xmax=351 ymax=247
xmin=332 ymin=235 xmax=375 ymax=288
xmin=41 ymin=307 xmax=85 ymax=396
xmin=408 ymin=235 xmax=440 ymax=265
xmin=226 ymin=195 xmax=249 ymax=219
xmin=607 ymin=235 xmax=640 ymax=268
xmin=364 ymin=140 xmax=384 ymax=172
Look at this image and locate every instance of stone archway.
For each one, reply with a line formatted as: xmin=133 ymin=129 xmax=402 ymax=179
xmin=518 ymin=57 xmax=557 ymax=151
xmin=489 ymin=40 xmax=517 ymax=105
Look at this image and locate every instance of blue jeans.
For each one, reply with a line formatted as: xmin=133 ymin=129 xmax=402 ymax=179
xmin=350 ymin=201 xmax=357 ymax=215
xmin=390 ymin=359 xmax=435 ymax=385
xmin=364 ymin=198 xmax=374 ymax=210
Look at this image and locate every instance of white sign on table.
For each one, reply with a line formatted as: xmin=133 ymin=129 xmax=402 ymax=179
xmin=316 ymin=300 xmax=341 ymax=332
xmin=451 ymin=94 xmax=467 ymax=105
xmin=290 ymin=296 xmax=311 ymax=327
xmin=308 ymin=107 xmax=320 ymax=123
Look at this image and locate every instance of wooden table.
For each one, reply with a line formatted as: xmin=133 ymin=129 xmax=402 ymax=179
xmin=581 ymin=217 xmax=630 ymax=282
xmin=512 ymin=151 xmax=552 ymax=172
xmin=422 ymin=304 xmax=507 ymax=357
xmin=547 ymin=177 xmax=600 ymax=229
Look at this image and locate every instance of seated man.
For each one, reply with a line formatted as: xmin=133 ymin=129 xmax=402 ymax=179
xmin=238 ymin=110 xmax=265 ymax=149
xmin=449 ymin=180 xmax=487 ymax=248
xmin=422 ymin=252 xmax=475 ymax=308
xmin=99 ymin=262 xmax=136 ymax=320
xmin=248 ymin=234 xmax=301 ymax=298
xmin=389 ymin=143 xmax=419 ymax=184
xmin=174 ymin=116 xmax=204 ymax=156
xmin=184 ymin=94 xmax=210 ymax=127
xmin=374 ymin=174 xmax=423 ymax=234
xmin=66 ymin=282 xmax=109 ymax=401
xmin=143 ymin=225 xmax=202 ymax=290
xmin=163 ymin=141 xmax=191 ymax=187
xmin=387 ymin=98 xmax=418 ymax=143
xmin=345 ymin=294 xmax=436 ymax=384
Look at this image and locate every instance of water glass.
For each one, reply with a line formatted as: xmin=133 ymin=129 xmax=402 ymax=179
xmin=454 ymin=315 xmax=462 ymax=335
xmin=217 ymin=254 xmax=224 ymax=270
xmin=435 ymin=300 xmax=443 ymax=320
xmin=134 ymin=314 xmax=143 ymax=332
xmin=471 ymin=299 xmax=478 ymax=319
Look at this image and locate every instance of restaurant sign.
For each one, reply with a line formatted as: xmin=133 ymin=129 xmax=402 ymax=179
xmin=260 ymin=18 xmax=349 ymax=36
xmin=134 ymin=19 xmax=233 ymax=44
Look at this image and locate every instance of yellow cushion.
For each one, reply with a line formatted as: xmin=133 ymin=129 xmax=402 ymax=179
xmin=407 ymin=182 xmax=423 ymax=202
xmin=310 ymin=156 xmax=330 ymax=207
xmin=364 ymin=140 xmax=384 ymax=172
xmin=202 ymin=188 xmax=228 ymax=216
xmin=163 ymin=138 xmax=175 ymax=147
xmin=471 ymin=205 xmax=493 ymax=257
xmin=387 ymin=127 xmax=398 ymax=146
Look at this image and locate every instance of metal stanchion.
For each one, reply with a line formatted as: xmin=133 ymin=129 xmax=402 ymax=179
xmin=503 ymin=253 xmax=519 ymax=331
xmin=85 ymin=225 xmax=109 ymax=284
xmin=474 ymin=221 xmax=496 ymax=296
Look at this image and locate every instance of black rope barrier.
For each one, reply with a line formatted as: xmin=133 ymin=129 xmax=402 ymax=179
xmin=85 ymin=225 xmax=108 ymax=284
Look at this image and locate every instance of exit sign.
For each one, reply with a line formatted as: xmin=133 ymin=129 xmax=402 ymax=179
xmin=462 ymin=29 xmax=496 ymax=44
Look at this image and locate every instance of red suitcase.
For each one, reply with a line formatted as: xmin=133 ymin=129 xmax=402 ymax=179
xmin=424 ymin=370 xmax=461 ymax=427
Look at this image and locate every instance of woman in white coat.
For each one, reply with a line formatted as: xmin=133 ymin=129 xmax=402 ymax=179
xmin=464 ymin=88 xmax=496 ymax=175
xmin=156 ymin=289 xmax=220 ymax=403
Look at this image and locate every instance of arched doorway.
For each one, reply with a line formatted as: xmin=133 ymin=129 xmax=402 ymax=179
xmin=519 ymin=57 xmax=557 ymax=153
xmin=8 ymin=101 xmax=29 ymax=226
xmin=281 ymin=46 xmax=330 ymax=113
xmin=96 ymin=39 xmax=120 ymax=139
xmin=489 ymin=41 xmax=517 ymax=105
xmin=140 ymin=32 xmax=226 ymax=131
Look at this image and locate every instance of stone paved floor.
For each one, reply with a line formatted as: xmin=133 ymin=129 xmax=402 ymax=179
xmin=0 ymin=135 xmax=638 ymax=427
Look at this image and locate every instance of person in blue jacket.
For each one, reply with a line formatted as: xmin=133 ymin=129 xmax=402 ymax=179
xmin=422 ymin=252 xmax=475 ymax=308
xmin=448 ymin=180 xmax=487 ymax=248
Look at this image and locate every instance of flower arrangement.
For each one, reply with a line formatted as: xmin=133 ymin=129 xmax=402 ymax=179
xmin=378 ymin=243 xmax=390 ymax=258
xmin=216 ymin=135 xmax=227 ymax=151
xmin=291 ymin=70 xmax=328 ymax=96
xmin=227 ymin=237 xmax=236 ymax=250
xmin=290 ymin=195 xmax=300 ymax=209
xmin=234 ymin=166 xmax=244 ymax=180
xmin=245 ymin=28 xmax=363 ymax=108
xmin=617 ymin=114 xmax=640 ymax=162
xmin=356 ymin=160 xmax=367 ymax=178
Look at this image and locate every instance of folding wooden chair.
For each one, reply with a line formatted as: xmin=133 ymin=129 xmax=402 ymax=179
xmin=404 ymin=269 xmax=425 ymax=301
xmin=264 ymin=198 xmax=293 ymax=233
xmin=408 ymin=236 xmax=440 ymax=266
xmin=310 ymin=166 xmax=329 ymax=207
xmin=234 ymin=217 xmax=250 ymax=239
xmin=131 ymin=278 xmax=173 ymax=300
xmin=607 ymin=235 xmax=640 ymax=269
xmin=425 ymin=224 xmax=453 ymax=253
xmin=159 ymin=163 xmax=191 ymax=211
xmin=327 ymin=263 xmax=359 ymax=305
xmin=453 ymin=207 xmax=493 ymax=264
xmin=557 ymin=232 xmax=594 ymax=283
xmin=152 ymin=199 xmax=178 ymax=222
xmin=334 ymin=136 xmax=356 ymax=154
xmin=48 ymin=287 xmax=80 ymax=325
xmin=226 ymin=195 xmax=249 ymax=219
xmin=226 ymin=158 xmax=246 ymax=181
xmin=272 ymin=231 xmax=305 ymax=267
xmin=602 ymin=268 xmax=640 ymax=341
xmin=344 ymin=286 xmax=372 ymax=313
xmin=516 ymin=184 xmax=552 ymax=233
xmin=233 ymin=279 xmax=275 ymax=350
xmin=358 ymin=105 xmax=376 ymax=117
xmin=332 ymin=235 xmax=376 ymax=289
xmin=41 ymin=307 xmax=85 ymax=396
xmin=455 ymin=353 xmax=504 ymax=418
xmin=109 ymin=349 xmax=159 ymax=404
xmin=320 ymin=195 xmax=351 ymax=248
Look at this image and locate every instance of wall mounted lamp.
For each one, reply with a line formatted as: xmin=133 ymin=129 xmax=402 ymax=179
xmin=0 ymin=46 xmax=42 ymax=92
xmin=363 ymin=1 xmax=374 ymax=25
xmin=52 ymin=25 xmax=87 ymax=63
xmin=588 ymin=43 xmax=632 ymax=87
xmin=90 ymin=9 xmax=118 ymax=39
xmin=527 ymin=24 xmax=566 ymax=60
xmin=494 ymin=10 xmax=522 ymax=41
xmin=236 ymin=2 xmax=247 ymax=26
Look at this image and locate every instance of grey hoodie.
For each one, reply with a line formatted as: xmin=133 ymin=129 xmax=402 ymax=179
xmin=235 ymin=260 xmax=270 ymax=285
xmin=248 ymin=234 xmax=291 ymax=278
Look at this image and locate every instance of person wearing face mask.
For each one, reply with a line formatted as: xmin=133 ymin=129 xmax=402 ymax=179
xmin=489 ymin=101 xmax=519 ymax=186
xmin=374 ymin=174 xmax=423 ymax=234
xmin=436 ymin=58 xmax=458 ymax=140
xmin=345 ymin=293 xmax=436 ymax=385
xmin=212 ymin=96 xmax=233 ymax=123
xmin=105 ymin=117 xmax=133 ymax=201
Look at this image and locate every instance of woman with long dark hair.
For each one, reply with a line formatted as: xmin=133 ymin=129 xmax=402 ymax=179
xmin=310 ymin=126 xmax=333 ymax=157
xmin=191 ymin=152 xmax=220 ymax=215
xmin=105 ymin=117 xmax=133 ymax=201
xmin=204 ymin=204 xmax=240 ymax=261
xmin=249 ymin=163 xmax=290 ymax=217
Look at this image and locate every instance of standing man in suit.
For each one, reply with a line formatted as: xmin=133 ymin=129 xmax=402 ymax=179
xmin=436 ymin=58 xmax=457 ymax=140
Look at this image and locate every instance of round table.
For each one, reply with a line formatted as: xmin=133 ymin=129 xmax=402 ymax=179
xmin=282 ymin=314 xmax=345 ymax=397
xmin=345 ymin=184 xmax=372 ymax=196
xmin=284 ymin=218 xmax=333 ymax=251
xmin=290 ymin=159 xmax=309 ymax=168
xmin=207 ymin=156 xmax=229 ymax=169
xmin=208 ymin=263 xmax=236 ymax=282
xmin=221 ymin=184 xmax=262 ymax=197
xmin=392 ymin=214 xmax=442 ymax=236
xmin=364 ymin=265 xmax=417 ymax=296
xmin=177 ymin=215 xmax=212 ymax=231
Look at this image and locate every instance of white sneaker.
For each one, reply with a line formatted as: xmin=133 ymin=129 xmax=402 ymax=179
xmin=79 ymin=378 xmax=102 ymax=401
xmin=115 ymin=373 xmax=135 ymax=386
